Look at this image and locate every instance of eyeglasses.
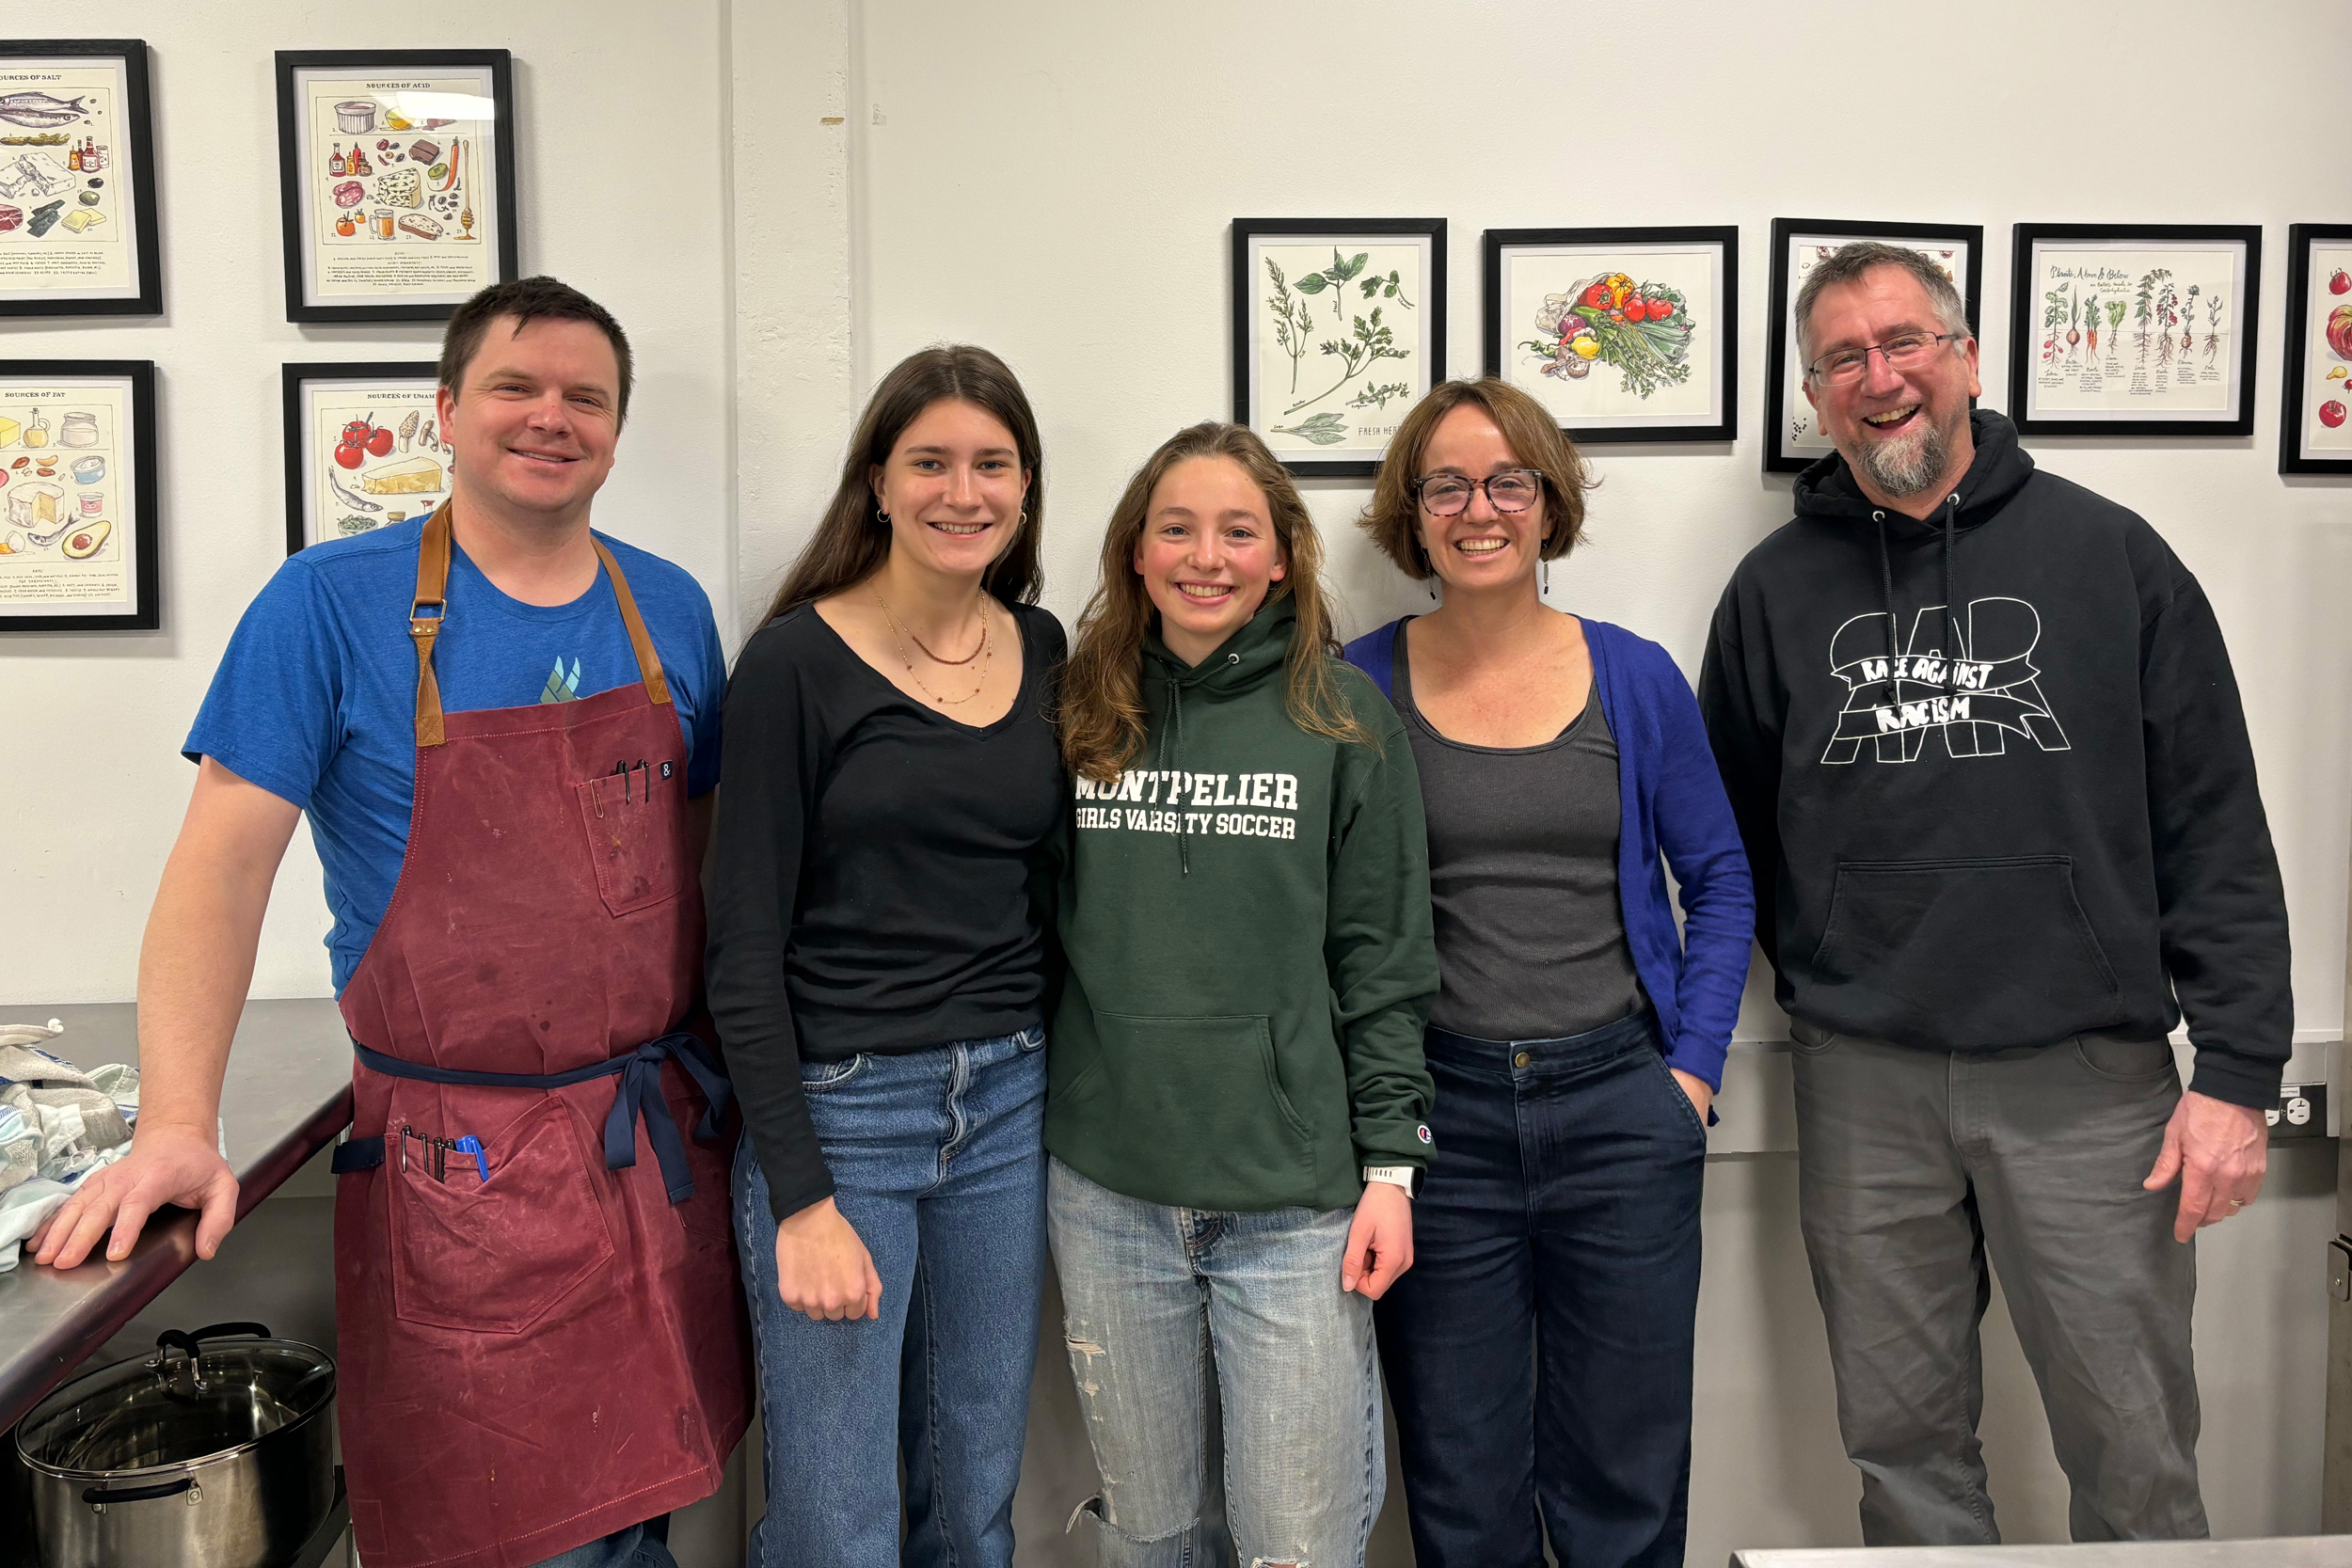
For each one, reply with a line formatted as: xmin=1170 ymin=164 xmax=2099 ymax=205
xmin=1415 ymin=470 xmax=1542 ymax=517
xmin=1804 ymin=331 xmax=1965 ymax=386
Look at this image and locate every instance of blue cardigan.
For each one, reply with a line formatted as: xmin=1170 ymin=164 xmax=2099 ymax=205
xmin=1345 ymin=615 xmax=1756 ymax=1089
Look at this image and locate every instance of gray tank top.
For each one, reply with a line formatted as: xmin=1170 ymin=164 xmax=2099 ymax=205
xmin=1394 ymin=620 xmax=1646 ymax=1041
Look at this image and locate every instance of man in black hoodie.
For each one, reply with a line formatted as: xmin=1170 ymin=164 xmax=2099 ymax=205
xmin=1700 ymin=243 xmax=2288 ymax=1545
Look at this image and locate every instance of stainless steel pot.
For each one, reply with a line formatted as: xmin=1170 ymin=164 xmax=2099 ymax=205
xmin=15 ymin=1323 xmax=336 ymax=1568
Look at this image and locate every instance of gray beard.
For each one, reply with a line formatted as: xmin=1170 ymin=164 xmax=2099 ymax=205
xmin=1852 ymin=410 xmax=1954 ymax=499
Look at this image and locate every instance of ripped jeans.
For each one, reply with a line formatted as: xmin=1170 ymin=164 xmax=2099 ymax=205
xmin=1046 ymin=1156 xmax=1384 ymax=1568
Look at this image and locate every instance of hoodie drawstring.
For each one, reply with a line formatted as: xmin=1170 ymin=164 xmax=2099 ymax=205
xmin=1873 ymin=494 xmax=1967 ymax=707
xmin=1162 ymin=673 xmax=1190 ymax=877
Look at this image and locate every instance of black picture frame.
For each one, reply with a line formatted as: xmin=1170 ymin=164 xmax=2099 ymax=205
xmin=2279 ymin=224 xmax=2352 ymax=475
xmin=2009 ymin=222 xmax=2260 ymax=439
xmin=282 ymin=361 xmax=444 ymax=555
xmin=1483 ymin=225 xmax=1738 ymax=445
xmin=1231 ymin=217 xmax=1446 ymax=478
xmin=275 ymin=50 xmax=518 ymax=323
xmin=0 ymin=358 xmax=157 ymax=631
xmin=1764 ymin=217 xmax=1985 ymax=474
xmin=0 ymin=39 xmax=162 ymax=317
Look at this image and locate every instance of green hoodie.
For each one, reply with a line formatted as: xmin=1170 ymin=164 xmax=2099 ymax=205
xmin=1045 ymin=596 xmax=1438 ymax=1213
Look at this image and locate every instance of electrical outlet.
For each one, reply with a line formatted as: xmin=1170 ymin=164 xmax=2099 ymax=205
xmin=2268 ymin=1081 xmax=2328 ymax=1139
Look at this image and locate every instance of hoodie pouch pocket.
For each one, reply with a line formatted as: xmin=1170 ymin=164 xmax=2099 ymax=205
xmin=1809 ymin=856 xmax=2122 ymax=1045
xmin=1093 ymin=1012 xmax=1313 ymax=1209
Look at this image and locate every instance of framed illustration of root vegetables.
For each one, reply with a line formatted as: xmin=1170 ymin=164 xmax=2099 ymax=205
xmin=1232 ymin=218 xmax=1445 ymax=478
xmin=1764 ymin=217 xmax=1983 ymax=474
xmin=0 ymin=358 xmax=157 ymax=631
xmin=1484 ymin=226 xmax=1737 ymax=444
xmin=283 ymin=362 xmax=444 ymax=554
xmin=276 ymin=50 xmax=517 ymax=323
xmin=0 ymin=39 xmax=162 ymax=317
xmin=2280 ymin=224 xmax=2352 ymax=475
xmin=2009 ymin=223 xmax=2259 ymax=439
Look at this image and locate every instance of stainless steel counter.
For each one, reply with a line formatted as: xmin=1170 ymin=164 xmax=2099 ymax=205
xmin=1732 ymin=1538 xmax=2350 ymax=1565
xmin=0 ymin=998 xmax=352 ymax=1433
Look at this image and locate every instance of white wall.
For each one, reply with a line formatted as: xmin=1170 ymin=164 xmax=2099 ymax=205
xmin=8 ymin=0 xmax=2349 ymax=1563
xmin=1 ymin=0 xmax=738 ymax=1003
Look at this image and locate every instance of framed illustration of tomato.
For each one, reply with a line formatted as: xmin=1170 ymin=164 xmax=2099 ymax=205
xmin=1483 ymin=225 xmax=1738 ymax=445
xmin=282 ymin=361 xmax=443 ymax=554
xmin=2281 ymin=223 xmax=2352 ymax=475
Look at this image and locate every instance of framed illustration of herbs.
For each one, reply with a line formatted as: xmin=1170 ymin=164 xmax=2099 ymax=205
xmin=1231 ymin=218 xmax=1445 ymax=478
xmin=2281 ymin=223 xmax=2352 ymax=474
xmin=1484 ymin=226 xmax=1738 ymax=445
xmin=1764 ymin=217 xmax=1984 ymax=474
xmin=2009 ymin=223 xmax=2259 ymax=439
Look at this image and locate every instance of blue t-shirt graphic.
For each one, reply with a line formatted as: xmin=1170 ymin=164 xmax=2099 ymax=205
xmin=185 ymin=519 xmax=726 ymax=993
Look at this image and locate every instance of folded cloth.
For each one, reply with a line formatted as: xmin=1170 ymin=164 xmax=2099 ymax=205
xmin=0 ymin=1022 xmax=138 ymax=1197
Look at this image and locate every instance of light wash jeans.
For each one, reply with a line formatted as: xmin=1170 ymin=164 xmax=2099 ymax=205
xmin=734 ymin=1025 xmax=1048 ymax=1568
xmin=1046 ymin=1155 xmax=1384 ymax=1568
xmin=527 ymin=1519 xmax=672 ymax=1568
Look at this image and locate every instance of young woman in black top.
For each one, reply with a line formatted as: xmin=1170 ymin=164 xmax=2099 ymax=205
xmin=705 ymin=346 xmax=1065 ymax=1568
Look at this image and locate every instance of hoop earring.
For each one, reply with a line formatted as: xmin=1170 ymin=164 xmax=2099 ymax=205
xmin=877 ymin=509 xmax=892 ymax=525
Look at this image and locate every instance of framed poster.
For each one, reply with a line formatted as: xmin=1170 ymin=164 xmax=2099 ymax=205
xmin=283 ymin=362 xmax=445 ymax=553
xmin=0 ymin=359 xmax=156 ymax=631
xmin=0 ymin=39 xmax=161 ymax=317
xmin=1484 ymin=226 xmax=1737 ymax=444
xmin=2009 ymin=223 xmax=2259 ymax=438
xmin=1764 ymin=217 xmax=1983 ymax=473
xmin=1232 ymin=218 xmax=1445 ymax=478
xmin=275 ymin=50 xmax=517 ymax=323
xmin=2279 ymin=224 xmax=2352 ymax=475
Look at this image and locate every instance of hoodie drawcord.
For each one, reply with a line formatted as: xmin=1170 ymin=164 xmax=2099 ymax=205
xmin=1872 ymin=511 xmax=1899 ymax=679
xmin=1166 ymin=675 xmax=1190 ymax=877
xmin=1940 ymin=492 xmax=1961 ymax=695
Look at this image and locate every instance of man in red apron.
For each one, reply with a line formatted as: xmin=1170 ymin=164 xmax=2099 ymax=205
xmin=36 ymin=277 xmax=751 ymax=1568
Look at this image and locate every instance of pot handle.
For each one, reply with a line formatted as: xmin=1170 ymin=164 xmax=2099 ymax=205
xmin=154 ymin=1322 xmax=271 ymax=1358
xmin=82 ymin=1476 xmax=198 ymax=1506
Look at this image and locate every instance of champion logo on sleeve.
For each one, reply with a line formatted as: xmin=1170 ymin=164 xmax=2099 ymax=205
xmin=1416 ymin=1123 xmax=1433 ymax=1145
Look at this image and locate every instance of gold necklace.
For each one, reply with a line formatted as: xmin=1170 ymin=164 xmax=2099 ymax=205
xmin=874 ymin=587 xmax=993 ymax=705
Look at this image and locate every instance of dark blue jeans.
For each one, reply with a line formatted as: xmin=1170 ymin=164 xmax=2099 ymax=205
xmin=1375 ymin=1010 xmax=1705 ymax=1568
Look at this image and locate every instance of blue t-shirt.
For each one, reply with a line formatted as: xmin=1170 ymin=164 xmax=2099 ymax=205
xmin=185 ymin=519 xmax=725 ymax=993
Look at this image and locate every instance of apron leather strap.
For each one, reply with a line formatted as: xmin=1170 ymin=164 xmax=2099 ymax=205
xmin=592 ymin=535 xmax=673 ymax=708
xmin=410 ymin=504 xmax=454 ymax=747
xmin=409 ymin=505 xmax=674 ymax=749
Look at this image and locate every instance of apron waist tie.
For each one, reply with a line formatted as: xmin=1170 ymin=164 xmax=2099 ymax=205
xmin=330 ymin=1033 xmax=732 ymax=1204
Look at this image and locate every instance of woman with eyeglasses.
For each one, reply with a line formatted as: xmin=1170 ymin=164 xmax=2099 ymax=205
xmin=1343 ymin=377 xmax=1754 ymax=1568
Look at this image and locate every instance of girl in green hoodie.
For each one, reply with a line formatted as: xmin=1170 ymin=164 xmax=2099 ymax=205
xmin=1047 ymin=421 xmax=1438 ymax=1568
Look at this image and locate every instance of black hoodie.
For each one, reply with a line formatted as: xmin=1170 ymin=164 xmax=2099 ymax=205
xmin=1698 ymin=410 xmax=2290 ymax=1109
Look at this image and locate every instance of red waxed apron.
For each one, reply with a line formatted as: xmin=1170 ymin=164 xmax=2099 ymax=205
xmin=327 ymin=506 xmax=750 ymax=1568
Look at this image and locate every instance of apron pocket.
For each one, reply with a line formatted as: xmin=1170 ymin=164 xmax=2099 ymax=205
xmin=574 ymin=771 xmax=685 ymax=918
xmin=389 ymin=1097 xmax=617 ymax=1334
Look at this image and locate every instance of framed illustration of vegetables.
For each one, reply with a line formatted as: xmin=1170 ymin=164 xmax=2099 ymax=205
xmin=282 ymin=361 xmax=442 ymax=554
xmin=1764 ymin=217 xmax=1984 ymax=474
xmin=2280 ymin=223 xmax=2352 ymax=474
xmin=2009 ymin=223 xmax=2259 ymax=439
xmin=1232 ymin=217 xmax=1445 ymax=478
xmin=1483 ymin=226 xmax=1737 ymax=445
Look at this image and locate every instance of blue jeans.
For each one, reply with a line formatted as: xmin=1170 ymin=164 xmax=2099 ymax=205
xmin=1046 ymin=1155 xmax=1384 ymax=1568
xmin=527 ymin=1518 xmax=670 ymax=1567
xmin=1375 ymin=1010 xmax=1704 ymax=1568
xmin=733 ymin=1025 xmax=1048 ymax=1568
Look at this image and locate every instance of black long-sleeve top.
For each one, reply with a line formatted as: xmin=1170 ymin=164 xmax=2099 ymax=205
xmin=706 ymin=601 xmax=1067 ymax=1219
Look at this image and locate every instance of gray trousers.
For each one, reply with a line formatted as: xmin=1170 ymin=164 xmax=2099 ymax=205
xmin=1788 ymin=1021 xmax=2206 ymax=1544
